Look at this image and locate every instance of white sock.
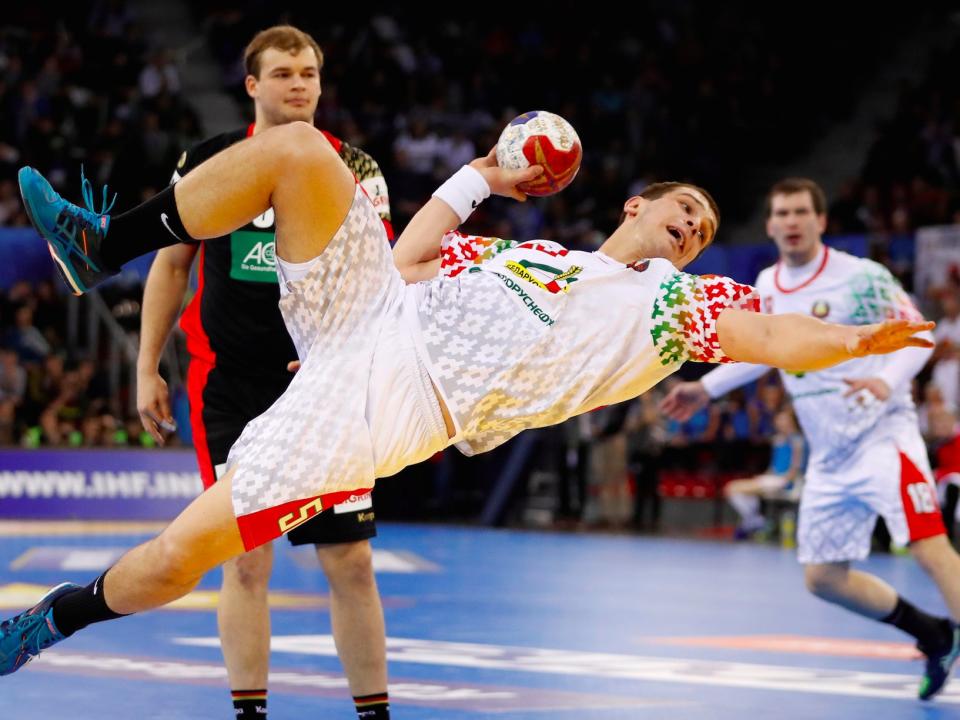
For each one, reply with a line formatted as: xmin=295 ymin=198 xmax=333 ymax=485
xmin=728 ymin=492 xmax=763 ymax=528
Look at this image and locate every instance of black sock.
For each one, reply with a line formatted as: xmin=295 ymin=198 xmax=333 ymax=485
xmin=354 ymin=692 xmax=390 ymax=719
xmin=50 ymin=571 xmax=129 ymax=637
xmin=232 ymin=690 xmax=267 ymax=718
xmin=881 ymin=596 xmax=953 ymax=651
xmin=100 ymin=185 xmax=193 ymax=271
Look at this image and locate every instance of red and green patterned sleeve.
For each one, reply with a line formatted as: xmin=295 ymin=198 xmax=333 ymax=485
xmin=651 ymin=272 xmax=759 ymax=366
xmin=438 ymin=231 xmax=518 ymax=278
xmin=849 ymin=261 xmax=924 ymax=325
xmin=439 ymin=233 xmax=570 ymax=278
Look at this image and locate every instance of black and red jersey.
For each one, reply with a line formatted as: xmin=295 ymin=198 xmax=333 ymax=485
xmin=173 ymin=124 xmax=393 ymax=375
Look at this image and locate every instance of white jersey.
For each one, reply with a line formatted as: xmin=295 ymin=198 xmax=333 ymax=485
xmin=410 ymin=231 xmax=758 ymax=455
xmin=753 ymin=246 xmax=924 ymax=471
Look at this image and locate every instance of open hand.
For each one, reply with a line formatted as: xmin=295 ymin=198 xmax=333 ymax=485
xmin=845 ymin=319 xmax=935 ymax=358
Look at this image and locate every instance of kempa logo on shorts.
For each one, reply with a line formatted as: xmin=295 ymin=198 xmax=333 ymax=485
xmin=278 ymin=497 xmax=325 ymax=533
xmin=494 ymin=274 xmax=556 ymax=325
xmin=334 ymin=491 xmax=372 ymax=514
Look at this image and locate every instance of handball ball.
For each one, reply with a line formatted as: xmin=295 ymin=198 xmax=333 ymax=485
xmin=496 ymin=111 xmax=582 ymax=197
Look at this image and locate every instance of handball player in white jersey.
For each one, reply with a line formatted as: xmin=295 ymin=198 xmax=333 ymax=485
xmin=6 ymin=131 xmax=934 ymax=705
xmin=662 ymin=177 xmax=960 ymax=700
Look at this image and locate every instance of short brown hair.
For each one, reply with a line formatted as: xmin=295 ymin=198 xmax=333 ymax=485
xmin=639 ymin=182 xmax=720 ymax=232
xmin=619 ymin=181 xmax=721 ymax=253
xmin=765 ymin=177 xmax=826 ymax=217
xmin=244 ymin=25 xmax=324 ymax=79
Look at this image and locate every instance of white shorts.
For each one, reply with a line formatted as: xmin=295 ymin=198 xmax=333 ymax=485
xmin=225 ymin=187 xmax=449 ymax=550
xmin=797 ymin=423 xmax=945 ymax=564
xmin=751 ymin=473 xmax=790 ymax=494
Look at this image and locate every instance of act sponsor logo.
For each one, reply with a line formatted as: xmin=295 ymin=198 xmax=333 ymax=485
xmin=242 ymin=240 xmax=276 ymax=267
xmin=230 ymin=231 xmax=278 ymax=283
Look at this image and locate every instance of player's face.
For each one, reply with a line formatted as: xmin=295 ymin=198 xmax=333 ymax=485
xmin=626 ymin=188 xmax=717 ymax=269
xmin=766 ymin=191 xmax=826 ymax=265
xmin=246 ymin=46 xmax=321 ymax=127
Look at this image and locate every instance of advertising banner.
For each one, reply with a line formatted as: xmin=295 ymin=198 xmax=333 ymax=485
xmin=0 ymin=450 xmax=200 ymax=520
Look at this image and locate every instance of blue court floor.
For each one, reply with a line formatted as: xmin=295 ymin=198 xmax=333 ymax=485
xmin=1 ymin=521 xmax=958 ymax=719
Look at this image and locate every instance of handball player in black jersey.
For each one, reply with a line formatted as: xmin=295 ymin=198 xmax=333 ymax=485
xmin=135 ymin=25 xmax=393 ymax=720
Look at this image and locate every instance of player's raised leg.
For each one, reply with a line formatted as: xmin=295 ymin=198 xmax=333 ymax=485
xmin=0 ymin=465 xmax=247 ymax=675
xmin=18 ymin=122 xmax=356 ymax=295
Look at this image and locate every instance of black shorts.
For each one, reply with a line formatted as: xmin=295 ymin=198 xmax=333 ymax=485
xmin=187 ymin=361 xmax=377 ymax=546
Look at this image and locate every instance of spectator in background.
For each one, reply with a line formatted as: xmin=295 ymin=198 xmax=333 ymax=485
xmin=39 ymin=362 xmax=88 ymax=446
xmin=931 ymin=290 xmax=960 ymax=412
xmin=583 ymin=402 xmax=633 ymax=528
xmin=0 ymin=347 xmax=25 ymax=444
xmin=5 ymin=304 xmax=50 ymax=364
xmin=138 ymin=49 xmax=181 ymax=99
xmin=927 ymin=405 xmax=960 ymax=541
xmin=0 ymin=179 xmax=22 ymax=225
xmin=724 ymin=406 xmax=805 ymax=539
xmin=920 ymin=382 xmax=949 ymax=438
xmin=393 ymin=115 xmax=439 ymax=176
xmin=436 ymin=126 xmax=476 ymax=175
xmin=626 ymin=392 xmax=668 ymax=531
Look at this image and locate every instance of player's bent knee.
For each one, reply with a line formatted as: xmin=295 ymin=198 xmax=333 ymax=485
xmin=911 ymin=534 xmax=955 ymax=570
xmin=317 ymin=541 xmax=375 ymax=585
xmin=149 ymin=532 xmax=205 ymax=587
xmin=804 ymin=564 xmax=844 ymax=597
xmin=224 ymin=544 xmax=273 ymax=590
xmin=273 ymin=121 xmax=336 ymax=161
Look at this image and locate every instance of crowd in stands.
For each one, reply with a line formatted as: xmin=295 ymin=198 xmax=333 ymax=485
xmin=1 ymin=3 xmax=959 ymax=534
xmin=829 ymin=37 xmax=960 ymax=240
xmin=195 ymin=2 xmax=911 ymax=237
xmin=1 ymin=1 xmax=203 ymax=226
xmin=0 ymin=279 xmax=159 ymax=448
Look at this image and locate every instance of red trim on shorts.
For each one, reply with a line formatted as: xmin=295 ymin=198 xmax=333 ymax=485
xmin=236 ymin=488 xmax=373 ymax=551
xmin=899 ymin=451 xmax=946 ymax=542
xmin=179 ymin=244 xmax=218 ymax=489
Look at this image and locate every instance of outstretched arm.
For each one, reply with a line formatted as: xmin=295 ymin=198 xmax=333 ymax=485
xmin=137 ymin=243 xmax=198 ymax=444
xmin=716 ymin=309 xmax=934 ymax=373
xmin=392 ymin=149 xmax=541 ymax=283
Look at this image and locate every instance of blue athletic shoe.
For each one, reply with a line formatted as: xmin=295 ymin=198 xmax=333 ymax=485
xmin=0 ymin=582 xmax=79 ymax=676
xmin=18 ymin=166 xmax=116 ymax=296
xmin=919 ymin=622 xmax=960 ymax=700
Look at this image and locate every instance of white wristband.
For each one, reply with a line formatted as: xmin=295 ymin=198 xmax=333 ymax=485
xmin=432 ymin=165 xmax=491 ymax=224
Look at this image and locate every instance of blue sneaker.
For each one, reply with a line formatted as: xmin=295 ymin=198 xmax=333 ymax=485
xmin=919 ymin=622 xmax=960 ymax=700
xmin=0 ymin=582 xmax=79 ymax=675
xmin=18 ymin=166 xmax=116 ymax=296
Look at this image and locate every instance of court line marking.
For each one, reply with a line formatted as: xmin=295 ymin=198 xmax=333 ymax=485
xmin=176 ymin=634 xmax=960 ymax=704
